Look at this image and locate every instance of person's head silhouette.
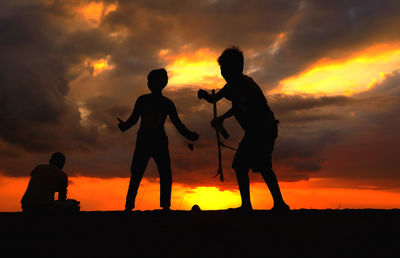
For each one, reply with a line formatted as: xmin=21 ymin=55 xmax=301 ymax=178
xmin=49 ymin=152 xmax=66 ymax=170
xmin=218 ymin=46 xmax=244 ymax=83
xmin=147 ymin=68 xmax=168 ymax=94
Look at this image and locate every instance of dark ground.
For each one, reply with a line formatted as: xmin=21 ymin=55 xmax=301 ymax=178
xmin=1 ymin=209 xmax=399 ymax=257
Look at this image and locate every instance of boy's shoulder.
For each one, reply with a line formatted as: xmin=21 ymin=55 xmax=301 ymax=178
xmin=135 ymin=94 xmax=152 ymax=104
xmin=243 ymin=75 xmax=258 ymax=87
xmin=137 ymin=93 xmax=151 ymax=100
xmin=223 ymin=75 xmax=259 ymax=96
xmin=161 ymin=95 xmax=173 ymax=103
xmin=31 ymin=164 xmax=66 ymax=178
xmin=137 ymin=94 xmax=174 ymax=105
xmin=158 ymin=95 xmax=174 ymax=105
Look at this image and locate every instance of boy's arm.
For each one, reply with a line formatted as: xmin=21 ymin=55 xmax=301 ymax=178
xmin=211 ymin=108 xmax=234 ymax=139
xmin=168 ymin=102 xmax=199 ymax=141
xmin=118 ymin=97 xmax=142 ymax=132
xmin=218 ymin=108 xmax=234 ymax=120
xmin=58 ymin=174 xmax=68 ymax=201
xmin=197 ymin=86 xmax=227 ymax=103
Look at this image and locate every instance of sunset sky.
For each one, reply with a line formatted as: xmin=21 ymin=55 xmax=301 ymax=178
xmin=1 ymin=0 xmax=400 ymax=211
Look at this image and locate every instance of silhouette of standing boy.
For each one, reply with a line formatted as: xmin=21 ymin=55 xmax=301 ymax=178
xmin=198 ymin=47 xmax=289 ymax=212
xmin=118 ymin=69 xmax=199 ymax=211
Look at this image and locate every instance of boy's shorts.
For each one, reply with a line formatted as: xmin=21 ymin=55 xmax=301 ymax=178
xmin=232 ymin=133 xmax=276 ymax=173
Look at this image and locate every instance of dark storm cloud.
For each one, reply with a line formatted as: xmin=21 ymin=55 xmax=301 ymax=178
xmin=104 ymin=0 xmax=299 ymax=49
xmin=264 ymin=81 xmax=399 ymax=183
xmin=0 ymin=0 xmax=123 ymax=156
xmin=0 ymin=4 xmax=98 ymax=152
xmin=284 ymin=73 xmax=400 ymax=185
xmin=84 ymin=95 xmax=131 ymax=133
xmin=270 ymin=94 xmax=351 ymax=113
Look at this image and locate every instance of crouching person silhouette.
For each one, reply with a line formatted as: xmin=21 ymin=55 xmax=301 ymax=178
xmin=198 ymin=47 xmax=289 ymax=213
xmin=118 ymin=68 xmax=199 ymax=212
xmin=21 ymin=152 xmax=80 ymax=214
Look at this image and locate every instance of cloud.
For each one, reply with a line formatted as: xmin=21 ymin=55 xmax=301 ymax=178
xmin=359 ymin=70 xmax=400 ymax=97
xmin=255 ymin=0 xmax=400 ymax=87
xmin=0 ymin=3 xmax=102 ymax=153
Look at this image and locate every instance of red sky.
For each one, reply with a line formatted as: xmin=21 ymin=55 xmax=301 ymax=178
xmin=1 ymin=0 xmax=400 ymax=211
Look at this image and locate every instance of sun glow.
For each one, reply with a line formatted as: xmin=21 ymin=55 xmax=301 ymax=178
xmin=177 ymin=186 xmax=241 ymax=210
xmin=84 ymin=56 xmax=114 ymax=76
xmin=160 ymin=48 xmax=224 ymax=88
xmin=275 ymin=44 xmax=400 ymax=96
xmin=77 ymin=1 xmax=117 ymax=26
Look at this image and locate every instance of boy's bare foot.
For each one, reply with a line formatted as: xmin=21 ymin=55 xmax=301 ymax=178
xmin=124 ymin=208 xmax=133 ymax=213
xmin=271 ymin=203 xmax=290 ymax=214
xmin=227 ymin=205 xmax=253 ymax=213
xmin=162 ymin=207 xmax=171 ymax=212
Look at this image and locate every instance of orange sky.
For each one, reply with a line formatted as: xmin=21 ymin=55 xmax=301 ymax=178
xmin=2 ymin=176 xmax=399 ymax=212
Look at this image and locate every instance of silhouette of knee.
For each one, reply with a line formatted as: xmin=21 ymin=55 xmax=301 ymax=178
xmin=160 ymin=173 xmax=172 ymax=184
xmin=262 ymin=168 xmax=276 ymax=178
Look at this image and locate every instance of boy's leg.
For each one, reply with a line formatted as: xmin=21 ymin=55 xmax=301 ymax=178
xmin=261 ymin=168 xmax=290 ymax=212
xmin=153 ymin=144 xmax=172 ymax=209
xmin=234 ymin=169 xmax=252 ymax=209
xmin=21 ymin=203 xmax=54 ymax=215
xmin=260 ymin=168 xmax=285 ymax=205
xmin=259 ymin=136 xmax=289 ymax=210
xmin=125 ymin=148 xmax=150 ymax=211
xmin=55 ymin=199 xmax=80 ymax=213
xmin=232 ymin=135 xmax=253 ymax=210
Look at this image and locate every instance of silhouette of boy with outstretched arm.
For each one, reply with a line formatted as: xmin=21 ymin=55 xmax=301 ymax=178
xmin=198 ymin=47 xmax=289 ymax=212
xmin=118 ymin=68 xmax=199 ymax=211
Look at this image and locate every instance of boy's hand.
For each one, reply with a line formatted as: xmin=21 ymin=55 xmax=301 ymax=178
xmin=197 ymin=89 xmax=210 ymax=100
xmin=117 ymin=117 xmax=127 ymax=132
xmin=211 ymin=116 xmax=229 ymax=139
xmin=189 ymin=131 xmax=199 ymax=142
xmin=211 ymin=116 xmax=224 ymax=128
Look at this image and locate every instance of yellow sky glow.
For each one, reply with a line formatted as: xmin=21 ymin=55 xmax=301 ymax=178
xmin=161 ymin=48 xmax=225 ymax=89
xmin=178 ymin=186 xmax=241 ymax=210
xmin=84 ymin=56 xmax=114 ymax=76
xmin=275 ymin=44 xmax=400 ymax=96
xmin=159 ymin=44 xmax=400 ymax=95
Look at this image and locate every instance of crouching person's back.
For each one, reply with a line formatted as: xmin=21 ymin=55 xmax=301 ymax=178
xmin=21 ymin=152 xmax=80 ymax=214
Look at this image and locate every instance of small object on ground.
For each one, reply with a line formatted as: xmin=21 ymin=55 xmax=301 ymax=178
xmin=188 ymin=142 xmax=194 ymax=151
xmin=191 ymin=205 xmax=201 ymax=212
